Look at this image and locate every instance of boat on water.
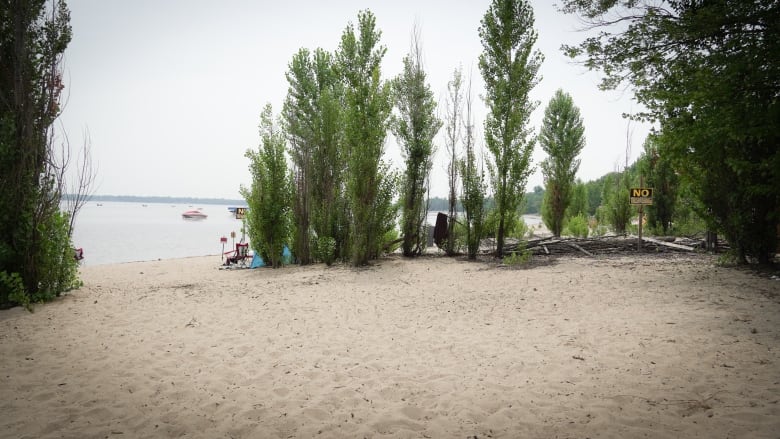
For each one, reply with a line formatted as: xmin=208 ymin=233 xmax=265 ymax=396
xmin=182 ymin=209 xmax=207 ymax=219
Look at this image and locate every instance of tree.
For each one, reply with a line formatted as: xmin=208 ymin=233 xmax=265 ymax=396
xmin=565 ymin=179 xmax=588 ymax=220
xmin=241 ymin=104 xmax=292 ymax=268
xmin=1 ymin=0 xmax=84 ymax=308
xmin=284 ymin=48 xmax=347 ymax=264
xmin=600 ymin=171 xmax=633 ymax=235
xmin=636 ymin=135 xmax=677 ymax=234
xmin=443 ymin=67 xmax=463 ymax=256
xmin=392 ymin=27 xmax=442 ymax=257
xmin=459 ymin=72 xmax=486 ymax=260
xmin=283 ymin=48 xmax=316 ymax=265
xmin=539 ymin=89 xmax=585 ymax=237
xmin=478 ymin=0 xmax=543 ymax=257
xmin=560 ymin=0 xmax=779 ymax=263
xmin=336 ymin=10 xmax=395 ymax=266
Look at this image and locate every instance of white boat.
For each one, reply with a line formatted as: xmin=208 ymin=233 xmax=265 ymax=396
xmin=182 ymin=209 xmax=207 ymax=219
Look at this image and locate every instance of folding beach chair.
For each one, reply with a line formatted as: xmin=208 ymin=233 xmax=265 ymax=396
xmin=224 ymin=242 xmax=250 ymax=267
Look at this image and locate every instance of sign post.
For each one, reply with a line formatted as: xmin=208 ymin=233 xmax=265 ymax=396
xmin=629 ymin=182 xmax=653 ymax=251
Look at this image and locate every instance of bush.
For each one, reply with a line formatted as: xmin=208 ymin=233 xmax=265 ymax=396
xmin=503 ymin=243 xmax=532 ymax=266
xmin=565 ymin=213 xmax=589 ymax=238
xmin=382 ymin=228 xmax=402 ymax=254
xmin=315 ymin=236 xmax=337 ymax=266
xmin=1 ymin=271 xmax=26 ymax=309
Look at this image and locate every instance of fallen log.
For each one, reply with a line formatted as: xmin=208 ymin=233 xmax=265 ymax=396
xmin=567 ymin=242 xmax=594 ymax=257
xmin=641 ymin=236 xmax=695 ymax=252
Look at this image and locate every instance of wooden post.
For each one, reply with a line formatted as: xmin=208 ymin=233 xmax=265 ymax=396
xmin=638 ymin=176 xmax=643 ymax=251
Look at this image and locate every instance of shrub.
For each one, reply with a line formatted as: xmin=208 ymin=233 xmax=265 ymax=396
xmin=565 ymin=213 xmax=589 ymax=238
xmin=315 ymin=236 xmax=337 ymax=266
xmin=503 ymin=243 xmax=532 ymax=266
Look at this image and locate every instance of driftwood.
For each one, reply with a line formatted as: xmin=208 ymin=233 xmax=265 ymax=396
xmin=501 ymin=235 xmax=700 ymax=257
xmin=641 ymin=236 xmax=696 ymax=252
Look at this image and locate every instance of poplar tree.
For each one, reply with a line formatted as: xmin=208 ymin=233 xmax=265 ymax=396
xmin=459 ymin=73 xmax=486 ymax=260
xmin=284 ymin=48 xmax=346 ymax=264
xmin=478 ymin=0 xmax=543 ymax=257
xmin=1 ymin=0 xmax=84 ymax=307
xmin=392 ymin=28 xmax=442 ymax=257
xmin=241 ymin=104 xmax=292 ymax=268
xmin=560 ymin=0 xmax=779 ymax=263
xmin=539 ymin=89 xmax=585 ymax=237
xmin=336 ymin=10 xmax=395 ymax=266
xmin=443 ymin=67 xmax=463 ymax=256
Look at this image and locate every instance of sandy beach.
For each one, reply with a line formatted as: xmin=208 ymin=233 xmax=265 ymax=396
xmin=1 ymin=253 xmax=779 ymax=438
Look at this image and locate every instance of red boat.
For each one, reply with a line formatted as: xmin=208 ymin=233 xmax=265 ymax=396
xmin=182 ymin=209 xmax=207 ymax=219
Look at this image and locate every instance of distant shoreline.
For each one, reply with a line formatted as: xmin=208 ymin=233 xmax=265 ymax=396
xmin=64 ymin=194 xmax=245 ymax=206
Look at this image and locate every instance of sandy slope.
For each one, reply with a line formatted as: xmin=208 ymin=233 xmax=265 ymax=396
xmin=1 ymin=253 xmax=779 ymax=438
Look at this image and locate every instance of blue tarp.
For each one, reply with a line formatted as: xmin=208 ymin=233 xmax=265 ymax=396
xmin=250 ymin=253 xmax=264 ymax=268
xmin=249 ymin=245 xmax=292 ymax=268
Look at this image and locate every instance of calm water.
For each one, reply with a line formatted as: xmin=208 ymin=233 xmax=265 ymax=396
xmin=72 ymin=204 xmax=542 ymax=266
xmin=71 ymin=202 xmax=248 ymax=266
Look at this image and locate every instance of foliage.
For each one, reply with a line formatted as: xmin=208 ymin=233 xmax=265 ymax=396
xmin=1 ymin=271 xmax=26 ymax=310
xmin=283 ymin=47 xmax=347 ymax=264
xmin=314 ymin=236 xmax=336 ymax=266
xmin=565 ymin=180 xmax=588 ymax=220
xmin=443 ymin=67 xmax=464 ymax=256
xmin=459 ymin=74 xmax=486 ymax=260
xmin=382 ymin=227 xmax=402 ymax=255
xmin=584 ymin=176 xmax=607 ymax=216
xmin=478 ymin=0 xmax=543 ymax=257
xmin=503 ymin=243 xmax=532 ymax=266
xmin=484 ymin=208 xmax=527 ymax=240
xmin=635 ymin=135 xmax=678 ymax=234
xmin=0 ymin=0 xmax=85 ymax=308
xmin=392 ymin=30 xmax=442 ymax=257
xmin=539 ymin=89 xmax=586 ymax=237
xmin=337 ymin=10 xmax=395 ymax=266
xmin=599 ymin=171 xmax=633 ymax=234
xmin=36 ymin=210 xmax=82 ymax=298
xmin=523 ymin=186 xmax=544 ymax=214
xmin=564 ymin=213 xmax=589 ymax=238
xmin=560 ymin=0 xmax=779 ymax=263
xmin=241 ymin=104 xmax=293 ymax=268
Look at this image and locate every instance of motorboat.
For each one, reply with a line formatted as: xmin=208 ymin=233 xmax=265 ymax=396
xmin=182 ymin=209 xmax=207 ymax=219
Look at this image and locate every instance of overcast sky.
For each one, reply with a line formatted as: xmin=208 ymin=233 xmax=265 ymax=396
xmin=59 ymin=0 xmax=651 ymax=200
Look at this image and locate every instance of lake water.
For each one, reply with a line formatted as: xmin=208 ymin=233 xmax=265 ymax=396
xmin=71 ymin=203 xmax=543 ymax=266
xmin=71 ymin=202 xmax=248 ymax=266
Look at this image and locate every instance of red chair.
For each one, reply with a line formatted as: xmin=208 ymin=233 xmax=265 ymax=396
xmin=224 ymin=243 xmax=250 ymax=267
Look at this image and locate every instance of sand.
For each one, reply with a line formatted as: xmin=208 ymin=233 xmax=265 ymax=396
xmin=1 ymin=253 xmax=779 ymax=438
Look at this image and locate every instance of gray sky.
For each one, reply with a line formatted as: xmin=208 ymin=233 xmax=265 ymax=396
xmin=60 ymin=0 xmax=651 ymax=200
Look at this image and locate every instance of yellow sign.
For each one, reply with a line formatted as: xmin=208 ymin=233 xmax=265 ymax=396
xmin=630 ymin=187 xmax=653 ymax=205
xmin=235 ymin=207 xmax=247 ymax=219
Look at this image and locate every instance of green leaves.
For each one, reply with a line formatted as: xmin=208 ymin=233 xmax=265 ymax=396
xmin=337 ymin=10 xmax=395 ymax=266
xmin=479 ymin=0 xmax=542 ymax=256
xmin=562 ymin=0 xmax=779 ymax=262
xmin=392 ymin=33 xmax=442 ymax=257
xmin=242 ymin=104 xmax=292 ymax=268
xmin=539 ymin=89 xmax=586 ymax=237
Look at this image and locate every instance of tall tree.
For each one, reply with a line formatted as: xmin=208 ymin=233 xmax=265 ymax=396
xmin=1 ymin=0 xmax=83 ymax=307
xmin=392 ymin=27 xmax=442 ymax=257
xmin=284 ymin=48 xmax=347 ymax=264
xmin=241 ymin=104 xmax=292 ymax=268
xmin=283 ymin=48 xmax=316 ymax=265
xmin=443 ymin=67 xmax=463 ymax=256
xmin=560 ymin=0 xmax=779 ymax=263
xmin=637 ymin=135 xmax=677 ymax=234
xmin=539 ymin=89 xmax=585 ymax=237
xmin=565 ymin=179 xmax=588 ymax=220
xmin=478 ymin=0 xmax=543 ymax=257
xmin=336 ymin=10 xmax=395 ymax=266
xmin=459 ymin=72 xmax=486 ymax=260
